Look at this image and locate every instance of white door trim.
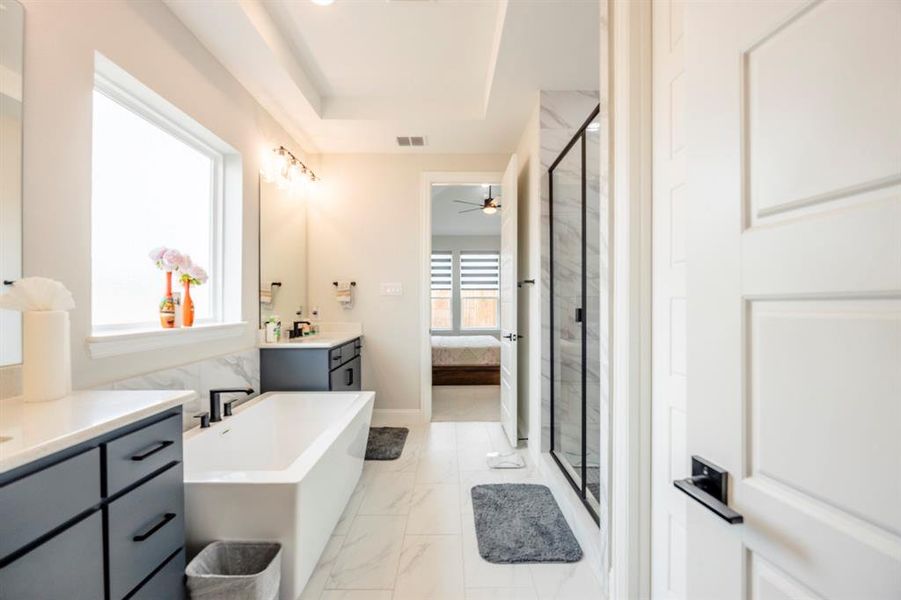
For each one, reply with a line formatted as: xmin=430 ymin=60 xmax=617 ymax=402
xmin=609 ymin=0 xmax=654 ymax=598
xmin=419 ymin=171 xmax=503 ymax=422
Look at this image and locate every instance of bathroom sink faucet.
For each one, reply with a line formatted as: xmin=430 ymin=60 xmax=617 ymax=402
xmin=209 ymin=388 xmax=253 ymax=423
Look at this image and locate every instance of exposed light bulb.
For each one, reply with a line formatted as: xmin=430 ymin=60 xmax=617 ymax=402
xmin=287 ymin=161 xmax=302 ymax=183
xmin=274 ymin=148 xmax=288 ymax=176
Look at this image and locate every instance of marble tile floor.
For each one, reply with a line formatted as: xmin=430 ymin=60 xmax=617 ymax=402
xmin=300 ymin=418 xmax=605 ymax=600
xmin=431 ymin=386 xmax=500 ymax=422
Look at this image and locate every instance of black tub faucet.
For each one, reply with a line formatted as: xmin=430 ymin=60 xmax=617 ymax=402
xmin=209 ymin=388 xmax=254 ymax=423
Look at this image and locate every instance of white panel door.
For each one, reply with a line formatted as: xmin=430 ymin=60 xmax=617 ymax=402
xmin=685 ymin=1 xmax=901 ymax=599
xmin=651 ymin=0 xmax=687 ymax=598
xmin=500 ymin=154 xmax=519 ymax=447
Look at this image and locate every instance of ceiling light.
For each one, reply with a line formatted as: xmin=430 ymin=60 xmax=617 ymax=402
xmin=311 ymin=0 xmax=334 ymax=5
xmin=482 ymin=205 xmax=497 ymax=215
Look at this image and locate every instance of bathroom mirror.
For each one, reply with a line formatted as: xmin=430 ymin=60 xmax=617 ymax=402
xmin=258 ymin=177 xmax=308 ymax=329
xmin=0 ymin=0 xmax=24 ymax=366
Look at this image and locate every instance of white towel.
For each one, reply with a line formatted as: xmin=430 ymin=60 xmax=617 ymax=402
xmin=336 ymin=281 xmax=353 ymax=309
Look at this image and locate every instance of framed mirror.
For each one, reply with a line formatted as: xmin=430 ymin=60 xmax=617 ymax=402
xmin=1 ymin=0 xmax=24 ymax=366
xmin=258 ymin=177 xmax=307 ymax=330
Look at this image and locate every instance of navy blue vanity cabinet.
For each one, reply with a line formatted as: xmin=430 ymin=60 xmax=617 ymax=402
xmin=261 ymin=337 xmax=363 ymax=392
xmin=0 ymin=407 xmax=186 ymax=600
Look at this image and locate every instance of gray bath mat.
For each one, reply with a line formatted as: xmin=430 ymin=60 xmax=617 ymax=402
xmin=471 ymin=484 xmax=583 ymax=563
xmin=365 ymin=427 xmax=409 ymax=460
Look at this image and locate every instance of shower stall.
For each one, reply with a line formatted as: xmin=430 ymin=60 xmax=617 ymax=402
xmin=549 ymin=104 xmax=606 ymax=524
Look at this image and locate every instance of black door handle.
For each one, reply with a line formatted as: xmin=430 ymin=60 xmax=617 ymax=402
xmin=133 ymin=513 xmax=177 ymax=542
xmin=674 ymin=456 xmax=743 ymax=524
xmin=502 ymin=333 xmax=517 ymax=341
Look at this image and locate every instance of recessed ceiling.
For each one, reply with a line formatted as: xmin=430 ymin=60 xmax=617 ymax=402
xmin=432 ymin=184 xmax=501 ymax=237
xmin=164 ymin=0 xmax=599 ymax=153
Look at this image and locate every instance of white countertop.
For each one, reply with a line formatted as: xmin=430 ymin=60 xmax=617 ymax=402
xmin=0 ymin=390 xmax=195 ymax=474
xmin=259 ymin=332 xmax=361 ymax=349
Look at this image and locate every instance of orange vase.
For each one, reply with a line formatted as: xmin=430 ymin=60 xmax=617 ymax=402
xmin=183 ymin=280 xmax=195 ymax=327
xmin=159 ymin=271 xmax=176 ymax=328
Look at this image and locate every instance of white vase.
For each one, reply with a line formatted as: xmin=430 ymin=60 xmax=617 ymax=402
xmin=23 ymin=310 xmax=72 ymax=402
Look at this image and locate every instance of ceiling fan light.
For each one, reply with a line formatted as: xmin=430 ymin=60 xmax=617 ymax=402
xmin=482 ymin=205 xmax=497 ymax=215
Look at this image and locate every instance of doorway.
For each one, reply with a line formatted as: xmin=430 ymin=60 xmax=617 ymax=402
xmin=429 ymin=182 xmax=503 ymax=422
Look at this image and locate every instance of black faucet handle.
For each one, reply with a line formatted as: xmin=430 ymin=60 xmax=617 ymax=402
xmin=223 ymin=398 xmax=243 ymax=417
xmin=194 ymin=412 xmax=210 ymax=428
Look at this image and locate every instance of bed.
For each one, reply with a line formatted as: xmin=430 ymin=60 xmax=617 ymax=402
xmin=431 ymin=335 xmax=501 ymax=385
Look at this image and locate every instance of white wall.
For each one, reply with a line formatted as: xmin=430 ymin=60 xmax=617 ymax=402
xmin=431 ymin=235 xmax=499 ymax=252
xmin=307 ymin=154 xmax=508 ymax=411
xmin=16 ymin=0 xmax=307 ymax=390
xmin=515 ymin=97 xmax=541 ymax=443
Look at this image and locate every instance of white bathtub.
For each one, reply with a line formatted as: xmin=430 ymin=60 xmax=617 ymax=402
xmin=183 ymin=391 xmax=374 ymax=600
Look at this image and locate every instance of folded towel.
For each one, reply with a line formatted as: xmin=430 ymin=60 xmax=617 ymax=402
xmin=335 ymin=281 xmax=353 ymax=308
xmin=260 ymin=289 xmax=273 ymax=305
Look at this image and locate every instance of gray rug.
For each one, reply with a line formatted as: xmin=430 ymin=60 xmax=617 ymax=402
xmin=471 ymin=484 xmax=583 ymax=563
xmin=365 ymin=427 xmax=409 ymax=460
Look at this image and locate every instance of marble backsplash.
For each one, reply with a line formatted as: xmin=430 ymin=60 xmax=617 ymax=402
xmin=94 ymin=348 xmax=260 ymax=430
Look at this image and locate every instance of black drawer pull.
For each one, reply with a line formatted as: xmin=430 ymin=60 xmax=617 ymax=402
xmin=332 ymin=354 xmax=341 ymax=361
xmin=130 ymin=440 xmax=174 ymax=461
xmin=133 ymin=512 xmax=177 ymax=542
xmin=345 ymin=367 xmax=354 ymax=387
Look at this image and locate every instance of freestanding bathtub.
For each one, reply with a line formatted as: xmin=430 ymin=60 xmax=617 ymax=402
xmin=183 ymin=391 xmax=375 ymax=600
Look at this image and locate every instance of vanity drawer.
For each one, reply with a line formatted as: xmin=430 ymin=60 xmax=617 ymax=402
xmin=329 ymin=346 xmax=344 ymax=367
xmin=0 ymin=511 xmax=104 ymax=600
xmin=108 ymin=463 xmax=185 ymax=600
xmin=105 ymin=412 xmax=181 ymax=496
xmin=130 ymin=548 xmax=185 ymax=600
xmin=0 ymin=447 xmax=100 ymax=559
xmin=341 ymin=338 xmax=360 ymax=364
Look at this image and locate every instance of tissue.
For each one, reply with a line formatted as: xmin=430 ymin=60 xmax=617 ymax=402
xmin=0 ymin=277 xmax=75 ymax=312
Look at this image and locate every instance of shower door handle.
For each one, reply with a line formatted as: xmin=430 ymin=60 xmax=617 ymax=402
xmin=574 ymin=308 xmax=583 ymax=323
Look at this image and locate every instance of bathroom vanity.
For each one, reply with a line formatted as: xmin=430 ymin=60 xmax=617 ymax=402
xmin=0 ymin=390 xmax=194 ymax=600
xmin=260 ymin=334 xmax=363 ymax=393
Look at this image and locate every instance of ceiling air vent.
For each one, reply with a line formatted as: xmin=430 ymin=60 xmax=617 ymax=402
xmin=396 ymin=136 xmax=427 ymax=148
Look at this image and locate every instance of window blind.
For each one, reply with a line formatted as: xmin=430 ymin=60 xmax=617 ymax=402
xmin=460 ymin=252 xmax=499 ymax=290
xmin=430 ymin=252 xmax=453 ymax=290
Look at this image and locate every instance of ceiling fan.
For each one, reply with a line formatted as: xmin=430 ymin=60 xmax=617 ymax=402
xmin=454 ymin=186 xmax=501 ymax=215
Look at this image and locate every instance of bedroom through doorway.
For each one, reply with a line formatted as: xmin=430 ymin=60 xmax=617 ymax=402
xmin=429 ymin=181 xmax=502 ymax=422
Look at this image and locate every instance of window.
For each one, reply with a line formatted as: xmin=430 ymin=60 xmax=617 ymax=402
xmin=91 ymin=78 xmax=223 ymax=331
xmin=430 ymin=252 xmax=453 ymax=330
xmin=460 ymin=252 xmax=499 ymax=330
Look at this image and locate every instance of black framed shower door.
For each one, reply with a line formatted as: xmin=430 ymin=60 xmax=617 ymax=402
xmin=548 ymin=104 xmax=602 ymax=525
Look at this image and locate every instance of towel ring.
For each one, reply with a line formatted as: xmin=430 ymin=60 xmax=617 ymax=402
xmin=332 ymin=281 xmax=356 ymax=287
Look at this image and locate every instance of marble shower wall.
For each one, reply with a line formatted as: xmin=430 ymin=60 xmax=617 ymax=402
xmin=95 ymin=348 xmax=260 ymax=430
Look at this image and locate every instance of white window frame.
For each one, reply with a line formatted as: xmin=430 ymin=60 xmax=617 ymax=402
xmin=92 ymin=76 xmax=226 ymax=332
xmin=86 ymin=55 xmax=245 ymax=357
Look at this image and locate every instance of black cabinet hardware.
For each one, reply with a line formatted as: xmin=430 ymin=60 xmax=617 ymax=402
xmin=517 ymin=279 xmax=536 ymax=288
xmin=574 ymin=307 xmax=583 ymax=323
xmin=130 ymin=440 xmax=174 ymax=461
xmin=345 ymin=368 xmax=354 ymax=387
xmin=674 ymin=456 xmax=743 ymax=524
xmin=132 ymin=513 xmax=177 ymax=542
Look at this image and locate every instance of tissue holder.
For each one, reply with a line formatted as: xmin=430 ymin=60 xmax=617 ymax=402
xmin=23 ymin=310 xmax=72 ymax=402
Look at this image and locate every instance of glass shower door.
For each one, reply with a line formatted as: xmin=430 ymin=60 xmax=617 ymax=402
xmin=550 ymin=131 xmax=585 ymax=495
xmin=549 ymin=104 xmax=604 ymax=523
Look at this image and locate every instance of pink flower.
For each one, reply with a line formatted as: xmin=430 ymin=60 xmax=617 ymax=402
xmin=148 ymin=247 xmax=168 ymax=262
xmin=162 ymin=249 xmax=188 ymax=271
xmin=188 ymin=265 xmax=208 ymax=285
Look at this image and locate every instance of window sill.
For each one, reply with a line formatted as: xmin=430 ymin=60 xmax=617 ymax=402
xmin=86 ymin=322 xmax=248 ymax=359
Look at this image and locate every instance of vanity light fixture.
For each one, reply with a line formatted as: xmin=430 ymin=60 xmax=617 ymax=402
xmin=262 ymin=145 xmax=319 ymax=189
xmin=311 ymin=0 xmax=334 ymax=5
